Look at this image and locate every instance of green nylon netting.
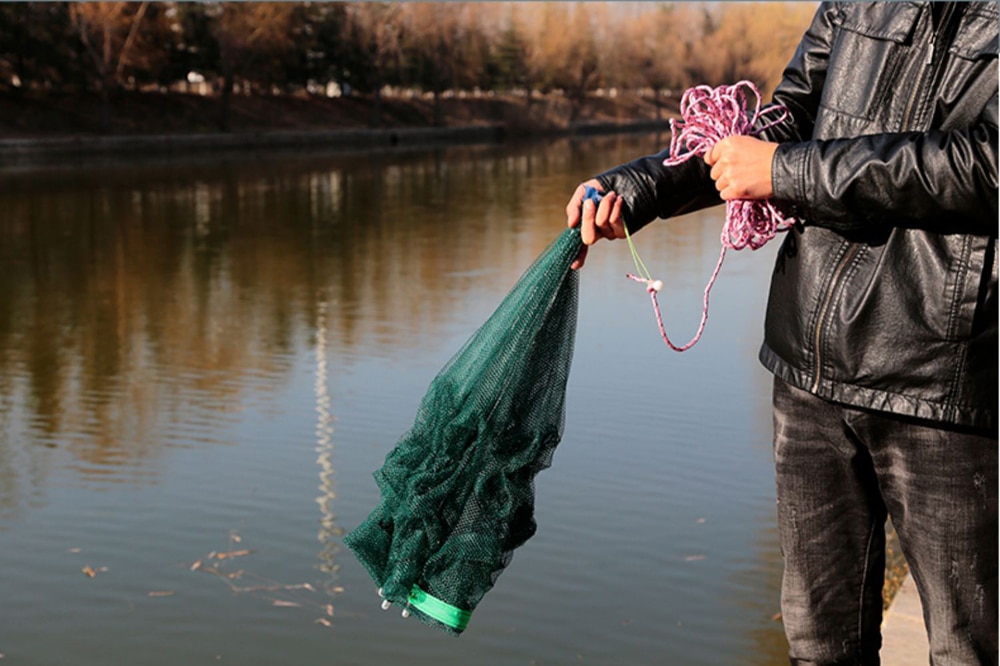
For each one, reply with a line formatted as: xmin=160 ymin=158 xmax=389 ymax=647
xmin=344 ymin=225 xmax=583 ymax=635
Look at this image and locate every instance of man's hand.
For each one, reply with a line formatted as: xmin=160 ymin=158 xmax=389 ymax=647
xmin=704 ymin=136 xmax=779 ymax=201
xmin=566 ymin=180 xmax=626 ymax=269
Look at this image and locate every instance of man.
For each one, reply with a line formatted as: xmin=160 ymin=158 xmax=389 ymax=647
xmin=566 ymin=3 xmax=998 ymax=664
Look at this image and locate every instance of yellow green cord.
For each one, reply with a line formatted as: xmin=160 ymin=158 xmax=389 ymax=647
xmin=623 ymin=218 xmax=653 ymax=281
xmin=583 ymin=185 xmax=651 ymax=281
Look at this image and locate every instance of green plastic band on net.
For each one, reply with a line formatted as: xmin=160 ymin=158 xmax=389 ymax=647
xmin=408 ymin=586 xmax=472 ymax=631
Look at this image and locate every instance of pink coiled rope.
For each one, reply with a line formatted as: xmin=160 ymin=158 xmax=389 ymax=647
xmin=626 ymin=80 xmax=797 ymax=351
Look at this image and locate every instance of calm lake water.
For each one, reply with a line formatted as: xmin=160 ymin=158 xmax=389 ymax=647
xmin=0 ymin=134 xmax=787 ymax=665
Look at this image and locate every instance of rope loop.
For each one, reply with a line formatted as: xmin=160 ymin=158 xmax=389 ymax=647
xmin=627 ymin=81 xmax=798 ymax=351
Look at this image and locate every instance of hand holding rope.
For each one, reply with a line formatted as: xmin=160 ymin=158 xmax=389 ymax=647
xmin=597 ymin=80 xmax=798 ymax=351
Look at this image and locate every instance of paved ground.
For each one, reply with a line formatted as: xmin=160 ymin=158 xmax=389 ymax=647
xmin=881 ymin=574 xmax=930 ymax=665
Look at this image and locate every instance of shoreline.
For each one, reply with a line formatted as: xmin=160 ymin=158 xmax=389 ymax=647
xmin=0 ymin=88 xmax=676 ymax=163
xmin=0 ymin=119 xmax=670 ymax=162
xmin=0 ymin=120 xmax=670 ymax=164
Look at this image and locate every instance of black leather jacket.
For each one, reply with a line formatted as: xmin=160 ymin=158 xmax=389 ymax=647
xmin=594 ymin=2 xmax=998 ymax=430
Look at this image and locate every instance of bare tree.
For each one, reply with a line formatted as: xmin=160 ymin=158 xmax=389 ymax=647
xmin=342 ymin=2 xmax=402 ymax=128
xmin=534 ymin=5 xmax=599 ymax=124
xmin=513 ymin=3 xmax=557 ymax=108
xmin=7 ymin=1 xmax=819 ymax=134
xmin=69 ymin=2 xmax=151 ymax=132
xmin=211 ymin=3 xmax=296 ymax=131
xmin=619 ymin=5 xmax=695 ymax=120
xmin=401 ymin=3 xmax=457 ymax=126
xmin=490 ymin=12 xmax=529 ymax=93
xmin=691 ymin=3 xmax=814 ymax=96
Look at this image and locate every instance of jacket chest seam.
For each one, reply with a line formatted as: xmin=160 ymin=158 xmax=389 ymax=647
xmin=946 ymin=338 xmax=969 ymax=423
xmin=945 ymin=235 xmax=974 ymax=341
xmin=944 ymin=235 xmax=976 ymax=414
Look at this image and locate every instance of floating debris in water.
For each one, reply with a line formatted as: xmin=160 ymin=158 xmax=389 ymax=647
xmin=271 ymin=600 xmax=301 ymax=607
xmin=186 ymin=531 xmax=344 ymax=625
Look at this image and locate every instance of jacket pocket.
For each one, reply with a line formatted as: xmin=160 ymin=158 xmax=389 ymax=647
xmin=820 ymin=3 xmax=920 ymax=121
xmin=950 ymin=4 xmax=999 ymax=60
xmin=938 ymin=4 xmax=998 ymax=129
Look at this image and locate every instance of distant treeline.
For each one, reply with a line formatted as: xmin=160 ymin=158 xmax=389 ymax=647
xmin=0 ymin=2 xmax=816 ymax=131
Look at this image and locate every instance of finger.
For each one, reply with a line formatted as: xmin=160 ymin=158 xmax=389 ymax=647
xmin=724 ymin=184 xmax=754 ymax=201
xmin=715 ymin=176 xmax=729 ymax=194
xmin=595 ymin=192 xmax=617 ymax=240
xmin=581 ymin=197 xmax=598 ymax=245
xmin=611 ymin=195 xmax=626 ymax=239
xmin=571 ymin=245 xmax=589 ymax=270
xmin=566 ymin=184 xmax=586 ymax=228
xmin=597 ymin=192 xmax=621 ymax=240
xmin=704 ymin=141 xmax=721 ymax=167
xmin=710 ymin=161 xmax=723 ymax=182
xmin=720 ymin=182 xmax=745 ymax=201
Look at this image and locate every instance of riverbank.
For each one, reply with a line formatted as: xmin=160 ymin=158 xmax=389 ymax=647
xmin=0 ymin=120 xmax=673 ymax=162
xmin=0 ymin=89 xmax=674 ymax=160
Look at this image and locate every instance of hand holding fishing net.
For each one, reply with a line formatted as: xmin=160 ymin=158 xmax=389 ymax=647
xmin=345 ymin=80 xmax=793 ymax=635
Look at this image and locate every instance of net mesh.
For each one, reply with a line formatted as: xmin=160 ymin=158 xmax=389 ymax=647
xmin=344 ymin=225 xmax=582 ymax=635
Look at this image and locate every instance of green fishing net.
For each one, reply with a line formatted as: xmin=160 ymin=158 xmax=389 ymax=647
xmin=344 ymin=223 xmax=583 ymax=635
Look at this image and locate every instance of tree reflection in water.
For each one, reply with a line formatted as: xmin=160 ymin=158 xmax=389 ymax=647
xmin=313 ymin=293 xmax=343 ymax=585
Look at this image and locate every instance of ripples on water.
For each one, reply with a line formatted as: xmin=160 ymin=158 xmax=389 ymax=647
xmin=0 ymin=135 xmax=787 ymax=665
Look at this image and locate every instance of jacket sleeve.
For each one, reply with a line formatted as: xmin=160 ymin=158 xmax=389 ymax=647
xmin=592 ymin=149 xmax=720 ymax=234
xmin=590 ymin=3 xmax=839 ymax=233
xmin=771 ymin=96 xmax=1000 ymax=234
xmin=768 ymin=2 xmax=999 ymax=234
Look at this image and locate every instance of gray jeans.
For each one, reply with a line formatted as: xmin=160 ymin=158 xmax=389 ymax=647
xmin=772 ymin=377 xmax=998 ymax=666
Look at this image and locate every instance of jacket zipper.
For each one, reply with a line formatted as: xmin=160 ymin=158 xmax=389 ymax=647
xmin=902 ymin=3 xmax=956 ymax=127
xmin=811 ymin=244 xmax=859 ymax=393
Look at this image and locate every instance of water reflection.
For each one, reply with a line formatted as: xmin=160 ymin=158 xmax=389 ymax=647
xmin=313 ymin=294 xmax=342 ymax=582
xmin=0 ymin=135 xmax=662 ymax=502
xmin=0 ymin=134 xmax=789 ymax=664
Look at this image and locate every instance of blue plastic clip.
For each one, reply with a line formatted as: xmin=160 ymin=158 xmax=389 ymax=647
xmin=583 ymin=185 xmax=603 ymax=206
